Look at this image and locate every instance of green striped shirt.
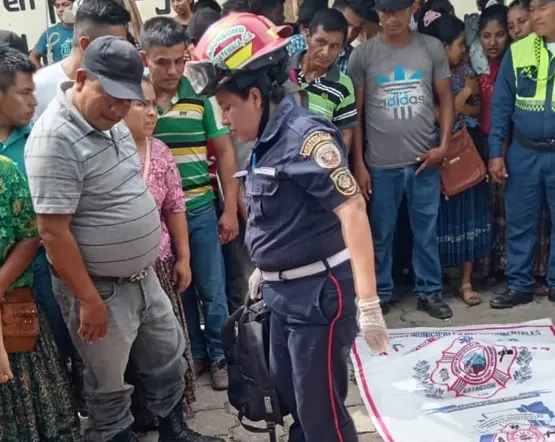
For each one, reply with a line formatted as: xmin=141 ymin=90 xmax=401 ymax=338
xmin=289 ymin=51 xmax=357 ymax=130
xmin=154 ymin=77 xmax=229 ymax=210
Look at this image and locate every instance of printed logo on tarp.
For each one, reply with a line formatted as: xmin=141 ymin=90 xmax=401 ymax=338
xmin=477 ymin=402 xmax=555 ymax=442
xmin=413 ymin=337 xmax=533 ymax=399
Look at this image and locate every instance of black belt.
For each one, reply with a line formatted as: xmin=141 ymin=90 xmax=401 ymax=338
xmin=514 ymin=128 xmax=555 ymax=152
xmin=50 ymin=265 xmax=149 ymax=285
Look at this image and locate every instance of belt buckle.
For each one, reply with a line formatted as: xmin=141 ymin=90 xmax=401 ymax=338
xmin=128 ymin=269 xmax=147 ymax=283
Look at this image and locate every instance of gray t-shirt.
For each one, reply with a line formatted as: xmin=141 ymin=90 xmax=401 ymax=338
xmin=348 ymin=33 xmax=451 ymax=169
xmin=25 ymin=81 xmax=161 ymax=277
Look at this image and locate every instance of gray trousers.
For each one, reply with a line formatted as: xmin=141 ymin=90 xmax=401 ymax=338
xmin=51 ymin=267 xmax=186 ymax=442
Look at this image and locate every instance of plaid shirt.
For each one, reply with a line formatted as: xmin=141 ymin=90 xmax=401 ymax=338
xmin=336 ymin=45 xmax=353 ymax=75
xmin=287 ymin=33 xmax=307 ymax=57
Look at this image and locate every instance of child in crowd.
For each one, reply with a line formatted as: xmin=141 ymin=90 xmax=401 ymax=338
xmin=421 ymin=10 xmax=490 ymax=306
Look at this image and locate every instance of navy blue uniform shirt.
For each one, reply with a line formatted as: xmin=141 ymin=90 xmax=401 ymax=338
xmin=243 ymin=96 xmax=360 ymax=272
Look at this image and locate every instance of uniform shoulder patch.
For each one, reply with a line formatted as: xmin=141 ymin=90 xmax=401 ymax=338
xmin=330 ymin=167 xmax=359 ymax=196
xmin=313 ymin=142 xmax=342 ymax=169
xmin=300 ymin=131 xmax=333 ymax=157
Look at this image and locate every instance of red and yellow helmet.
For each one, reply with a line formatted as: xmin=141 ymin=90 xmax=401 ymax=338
xmin=185 ymin=13 xmax=292 ymax=96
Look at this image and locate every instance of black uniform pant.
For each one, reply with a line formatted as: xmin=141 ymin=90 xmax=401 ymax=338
xmin=261 ymin=260 xmax=359 ymax=442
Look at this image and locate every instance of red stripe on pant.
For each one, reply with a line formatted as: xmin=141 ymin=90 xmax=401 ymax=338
xmin=327 ymin=270 xmax=345 ymax=442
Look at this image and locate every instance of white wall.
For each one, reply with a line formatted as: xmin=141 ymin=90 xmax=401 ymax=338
xmin=0 ymin=0 xmax=480 ymax=57
xmin=451 ymin=0 xmax=479 ymax=17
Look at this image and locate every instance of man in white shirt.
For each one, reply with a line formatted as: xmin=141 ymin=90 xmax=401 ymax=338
xmin=34 ymin=0 xmax=130 ymax=119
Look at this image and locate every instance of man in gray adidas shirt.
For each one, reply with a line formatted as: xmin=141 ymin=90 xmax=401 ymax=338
xmin=348 ymin=0 xmax=454 ymax=320
xmin=25 ymin=36 xmax=223 ymax=442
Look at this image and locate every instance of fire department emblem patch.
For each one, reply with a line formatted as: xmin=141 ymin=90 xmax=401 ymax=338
xmin=413 ymin=337 xmax=533 ymax=400
xmin=430 ymin=339 xmax=517 ymax=399
xmin=492 ymin=424 xmax=555 ymax=442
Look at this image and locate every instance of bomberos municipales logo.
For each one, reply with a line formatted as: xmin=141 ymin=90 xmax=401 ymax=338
xmin=413 ymin=337 xmax=533 ymax=400
xmin=491 ymin=424 xmax=555 ymax=442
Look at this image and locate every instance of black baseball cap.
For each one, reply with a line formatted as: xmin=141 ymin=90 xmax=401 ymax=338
xmin=187 ymin=8 xmax=221 ymax=44
xmin=82 ymin=36 xmax=145 ymax=102
xmin=0 ymin=30 xmax=28 ymax=54
xmin=374 ymin=0 xmax=414 ymax=9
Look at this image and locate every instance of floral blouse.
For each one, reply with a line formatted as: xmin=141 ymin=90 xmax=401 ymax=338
xmin=0 ymin=155 xmax=38 ymax=290
xmin=452 ymin=61 xmax=480 ymax=131
xmin=139 ymin=138 xmax=185 ymax=261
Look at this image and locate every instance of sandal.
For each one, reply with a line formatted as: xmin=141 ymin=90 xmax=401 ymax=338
xmin=459 ymin=283 xmax=481 ymax=306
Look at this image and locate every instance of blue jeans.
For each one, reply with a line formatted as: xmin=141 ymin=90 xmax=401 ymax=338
xmin=370 ymin=165 xmax=442 ymax=300
xmin=505 ymin=142 xmax=555 ymax=292
xmin=181 ymin=202 xmax=229 ymax=361
xmin=33 ymin=247 xmax=72 ymax=361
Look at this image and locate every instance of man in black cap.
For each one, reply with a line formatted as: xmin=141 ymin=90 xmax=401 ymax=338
xmin=25 ymin=36 xmax=224 ymax=442
xmin=0 ymin=30 xmax=29 ymax=54
xmin=348 ymin=0 xmax=455 ymax=319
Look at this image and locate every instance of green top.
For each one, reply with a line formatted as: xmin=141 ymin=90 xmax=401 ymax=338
xmin=0 ymin=155 xmax=38 ymax=291
xmin=154 ymin=77 xmax=229 ymax=210
xmin=0 ymin=124 xmax=31 ymax=178
xmin=0 ymin=123 xmax=47 ymax=275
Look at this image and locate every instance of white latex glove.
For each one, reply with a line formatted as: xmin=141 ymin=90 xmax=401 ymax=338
xmin=248 ymin=268 xmax=263 ymax=301
xmin=359 ymin=299 xmax=389 ymax=354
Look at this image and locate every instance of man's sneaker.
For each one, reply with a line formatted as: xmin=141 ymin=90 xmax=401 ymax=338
xmin=158 ymin=395 xmax=225 ymax=442
xmin=416 ymin=292 xmax=453 ymax=319
xmin=211 ymin=360 xmax=228 ymax=391
xmin=193 ymin=359 xmax=209 ymax=377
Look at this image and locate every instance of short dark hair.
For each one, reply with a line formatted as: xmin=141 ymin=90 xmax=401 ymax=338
xmin=74 ymin=0 xmax=131 ymax=45
xmin=193 ymin=0 xmax=222 ymax=13
xmin=0 ymin=47 xmax=36 ymax=92
xmin=221 ymin=0 xmax=248 ymax=15
xmin=141 ymin=17 xmax=187 ymax=50
xmin=309 ymin=8 xmax=349 ymax=44
xmin=221 ymin=0 xmax=284 ymax=17
xmin=298 ymin=1 xmax=326 ymax=27
xmin=333 ymin=0 xmax=365 ymax=18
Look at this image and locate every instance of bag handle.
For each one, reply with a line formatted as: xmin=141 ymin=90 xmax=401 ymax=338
xmin=142 ymin=138 xmax=152 ymax=183
xmin=238 ymin=412 xmax=278 ymax=442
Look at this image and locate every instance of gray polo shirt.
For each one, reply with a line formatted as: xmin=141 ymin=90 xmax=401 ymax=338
xmin=25 ymin=81 xmax=161 ymax=277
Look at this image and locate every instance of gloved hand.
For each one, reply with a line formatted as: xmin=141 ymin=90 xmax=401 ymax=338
xmin=358 ymin=299 xmax=389 ymax=354
xmin=248 ymin=268 xmax=263 ymax=301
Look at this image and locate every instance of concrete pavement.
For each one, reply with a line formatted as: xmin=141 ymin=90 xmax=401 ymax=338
xmin=138 ymin=279 xmax=555 ymax=442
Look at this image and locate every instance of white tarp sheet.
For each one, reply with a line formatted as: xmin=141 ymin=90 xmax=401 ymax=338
xmin=351 ymin=319 xmax=555 ymax=442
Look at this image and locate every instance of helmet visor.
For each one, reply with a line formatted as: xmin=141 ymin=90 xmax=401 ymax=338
xmin=185 ymin=60 xmax=231 ymax=96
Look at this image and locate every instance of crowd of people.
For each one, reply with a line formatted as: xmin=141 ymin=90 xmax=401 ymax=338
xmin=0 ymin=0 xmax=554 ymax=440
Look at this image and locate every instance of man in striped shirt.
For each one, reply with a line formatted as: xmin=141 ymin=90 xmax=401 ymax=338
xmin=289 ymin=8 xmax=358 ymax=148
xmin=141 ymin=17 xmax=238 ymax=391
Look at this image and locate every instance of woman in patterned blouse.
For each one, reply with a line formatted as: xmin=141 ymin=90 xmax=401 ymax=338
xmin=123 ymin=76 xmax=196 ymax=431
xmin=0 ymin=155 xmax=82 ymax=441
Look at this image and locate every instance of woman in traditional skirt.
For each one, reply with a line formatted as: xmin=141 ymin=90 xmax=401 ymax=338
xmin=0 ymin=155 xmax=82 ymax=442
xmin=123 ymin=76 xmax=196 ymax=431
xmin=421 ymin=11 xmax=492 ymax=305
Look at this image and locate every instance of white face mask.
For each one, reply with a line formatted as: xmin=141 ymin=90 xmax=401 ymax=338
xmin=64 ymin=0 xmax=83 ymax=23
xmin=62 ymin=8 xmax=76 ymax=24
